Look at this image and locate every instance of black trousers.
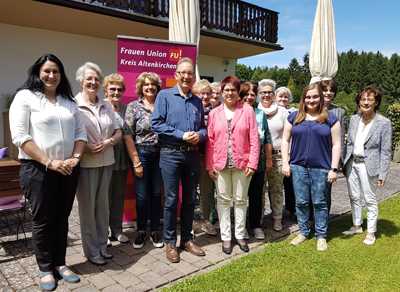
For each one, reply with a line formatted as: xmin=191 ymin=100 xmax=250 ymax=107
xmin=20 ymin=160 xmax=79 ymax=272
xmin=248 ymin=170 xmax=265 ymax=229
xmin=284 ymin=175 xmax=296 ymax=215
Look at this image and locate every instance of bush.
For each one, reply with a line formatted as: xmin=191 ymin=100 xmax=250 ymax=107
xmin=386 ymin=103 xmax=400 ymax=148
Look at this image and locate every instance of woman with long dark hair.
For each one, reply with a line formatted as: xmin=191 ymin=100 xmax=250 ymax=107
xmin=10 ymin=53 xmax=86 ymax=290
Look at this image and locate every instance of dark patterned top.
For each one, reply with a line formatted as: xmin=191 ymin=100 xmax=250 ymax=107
xmin=124 ymin=98 xmax=158 ymax=146
xmin=226 ymin=119 xmax=235 ymax=169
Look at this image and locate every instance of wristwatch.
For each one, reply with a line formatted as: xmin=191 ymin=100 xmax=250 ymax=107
xmin=72 ymin=153 xmax=81 ymax=160
xmin=330 ymin=168 xmax=338 ymax=173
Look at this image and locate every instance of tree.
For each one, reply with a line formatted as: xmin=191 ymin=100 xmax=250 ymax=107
xmin=287 ymin=76 xmax=301 ymax=103
xmin=235 ymin=64 xmax=253 ymax=81
xmin=382 ymin=54 xmax=400 ymax=103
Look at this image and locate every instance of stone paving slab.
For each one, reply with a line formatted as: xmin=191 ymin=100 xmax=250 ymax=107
xmin=0 ymin=163 xmax=399 ymax=291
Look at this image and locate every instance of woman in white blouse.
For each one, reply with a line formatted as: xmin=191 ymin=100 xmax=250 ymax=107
xmin=10 ymin=54 xmax=86 ymax=290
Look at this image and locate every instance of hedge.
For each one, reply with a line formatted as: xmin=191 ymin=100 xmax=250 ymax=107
xmin=386 ymin=103 xmax=400 ymax=149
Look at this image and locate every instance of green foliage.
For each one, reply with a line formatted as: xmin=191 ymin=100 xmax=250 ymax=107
xmin=236 ymin=50 xmax=400 ymax=108
xmin=287 ymin=76 xmax=301 ymax=103
xmin=386 ymin=103 xmax=400 ymax=147
xmin=382 ymin=54 xmax=400 ymax=103
xmin=334 ymin=91 xmax=357 ymax=116
xmin=235 ymin=63 xmax=253 ymax=81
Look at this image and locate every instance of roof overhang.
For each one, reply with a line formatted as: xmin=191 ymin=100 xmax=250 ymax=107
xmin=0 ymin=0 xmax=282 ymax=59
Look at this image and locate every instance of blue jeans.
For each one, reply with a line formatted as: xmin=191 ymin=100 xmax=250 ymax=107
xmin=290 ymin=164 xmax=329 ymax=238
xmin=135 ymin=146 xmax=162 ymax=232
xmin=160 ymin=148 xmax=200 ymax=246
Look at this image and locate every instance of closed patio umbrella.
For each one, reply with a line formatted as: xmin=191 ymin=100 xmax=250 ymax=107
xmin=309 ymin=0 xmax=338 ymax=84
xmin=169 ymin=0 xmax=200 ymax=80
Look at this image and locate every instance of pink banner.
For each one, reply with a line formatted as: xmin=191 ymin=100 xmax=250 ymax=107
xmin=117 ymin=36 xmax=197 ymax=226
xmin=117 ymin=36 xmax=197 ymax=104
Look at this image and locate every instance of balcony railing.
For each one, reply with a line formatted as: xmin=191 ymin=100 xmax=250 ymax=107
xmin=42 ymin=0 xmax=278 ymax=44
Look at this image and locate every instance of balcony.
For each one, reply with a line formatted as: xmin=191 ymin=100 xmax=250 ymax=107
xmin=37 ymin=0 xmax=281 ymax=48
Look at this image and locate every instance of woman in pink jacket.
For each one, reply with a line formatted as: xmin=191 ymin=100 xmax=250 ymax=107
xmin=206 ymin=76 xmax=260 ymax=254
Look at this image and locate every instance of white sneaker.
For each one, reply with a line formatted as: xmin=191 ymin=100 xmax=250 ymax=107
xmin=116 ymin=233 xmax=129 ymax=243
xmin=363 ymin=233 xmax=376 ymax=245
xmin=253 ymin=228 xmax=265 ymax=240
xmin=290 ymin=234 xmax=307 ymax=246
xmin=273 ymin=219 xmax=283 ymax=231
xmin=316 ymin=238 xmax=328 ymax=251
xmin=342 ymin=226 xmax=363 ymax=236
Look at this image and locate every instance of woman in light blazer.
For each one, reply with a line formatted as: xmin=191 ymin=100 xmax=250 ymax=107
xmin=342 ymin=86 xmax=392 ymax=245
xmin=206 ymin=76 xmax=260 ymax=254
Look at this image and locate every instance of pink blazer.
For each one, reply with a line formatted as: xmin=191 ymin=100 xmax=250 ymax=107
xmin=206 ymin=103 xmax=260 ymax=171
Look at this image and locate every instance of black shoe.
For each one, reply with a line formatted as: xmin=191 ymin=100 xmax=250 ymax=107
xmin=150 ymin=231 xmax=164 ymax=248
xmin=237 ymin=239 xmax=249 ymax=252
xmin=222 ymin=240 xmax=232 ymax=254
xmin=133 ymin=231 xmax=146 ymax=249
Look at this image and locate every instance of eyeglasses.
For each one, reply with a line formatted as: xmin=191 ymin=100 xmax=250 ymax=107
xmin=108 ymin=87 xmax=124 ymax=92
xmin=176 ymin=71 xmax=194 ymax=77
xmin=360 ymin=98 xmax=375 ymax=103
xmin=259 ymin=91 xmax=274 ymax=96
xmin=223 ymin=88 xmax=237 ymax=93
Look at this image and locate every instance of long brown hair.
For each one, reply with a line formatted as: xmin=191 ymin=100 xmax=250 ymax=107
xmin=294 ymin=83 xmax=328 ymax=124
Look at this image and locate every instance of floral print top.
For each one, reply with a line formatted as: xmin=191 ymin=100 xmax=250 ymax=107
xmin=124 ymin=98 xmax=158 ymax=146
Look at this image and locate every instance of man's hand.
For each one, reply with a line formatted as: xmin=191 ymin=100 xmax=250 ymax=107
xmin=183 ymin=132 xmax=200 ymax=145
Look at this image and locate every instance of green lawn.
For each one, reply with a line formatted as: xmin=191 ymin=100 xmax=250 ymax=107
xmin=165 ymin=194 xmax=400 ymax=292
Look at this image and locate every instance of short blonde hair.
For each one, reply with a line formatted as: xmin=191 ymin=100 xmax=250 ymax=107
xmin=76 ymin=62 xmax=103 ymax=83
xmin=275 ymin=86 xmax=293 ymax=102
xmin=192 ymin=79 xmax=211 ymax=95
xmin=135 ymin=72 xmax=161 ymax=97
xmin=210 ymin=81 xmax=221 ymax=92
xmin=103 ymin=73 xmax=125 ymax=91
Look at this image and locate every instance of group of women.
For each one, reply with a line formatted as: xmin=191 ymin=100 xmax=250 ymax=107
xmin=9 ymin=53 xmax=392 ymax=290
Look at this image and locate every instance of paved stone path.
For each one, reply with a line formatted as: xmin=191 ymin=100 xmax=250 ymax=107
xmin=0 ymin=163 xmax=399 ymax=291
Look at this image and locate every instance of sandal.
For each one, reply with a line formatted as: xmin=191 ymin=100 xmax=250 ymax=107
xmin=39 ymin=271 xmax=56 ymax=291
xmin=55 ymin=266 xmax=80 ymax=283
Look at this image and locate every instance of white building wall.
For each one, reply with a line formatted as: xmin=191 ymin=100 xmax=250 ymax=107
xmin=0 ymin=23 xmax=236 ymax=146
xmin=197 ymin=54 xmax=236 ymax=82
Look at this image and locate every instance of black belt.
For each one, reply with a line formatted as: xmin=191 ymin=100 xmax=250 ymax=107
xmin=161 ymin=144 xmax=199 ymax=152
xmin=352 ymin=155 xmax=365 ymax=163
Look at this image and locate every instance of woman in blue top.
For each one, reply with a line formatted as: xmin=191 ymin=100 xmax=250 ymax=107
xmin=281 ymin=82 xmax=341 ymax=251
xmin=239 ymin=82 xmax=272 ymax=240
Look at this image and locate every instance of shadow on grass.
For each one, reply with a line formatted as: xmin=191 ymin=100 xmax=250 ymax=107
xmin=375 ymin=218 xmax=400 ymax=238
xmin=328 ymin=212 xmax=400 ymax=241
